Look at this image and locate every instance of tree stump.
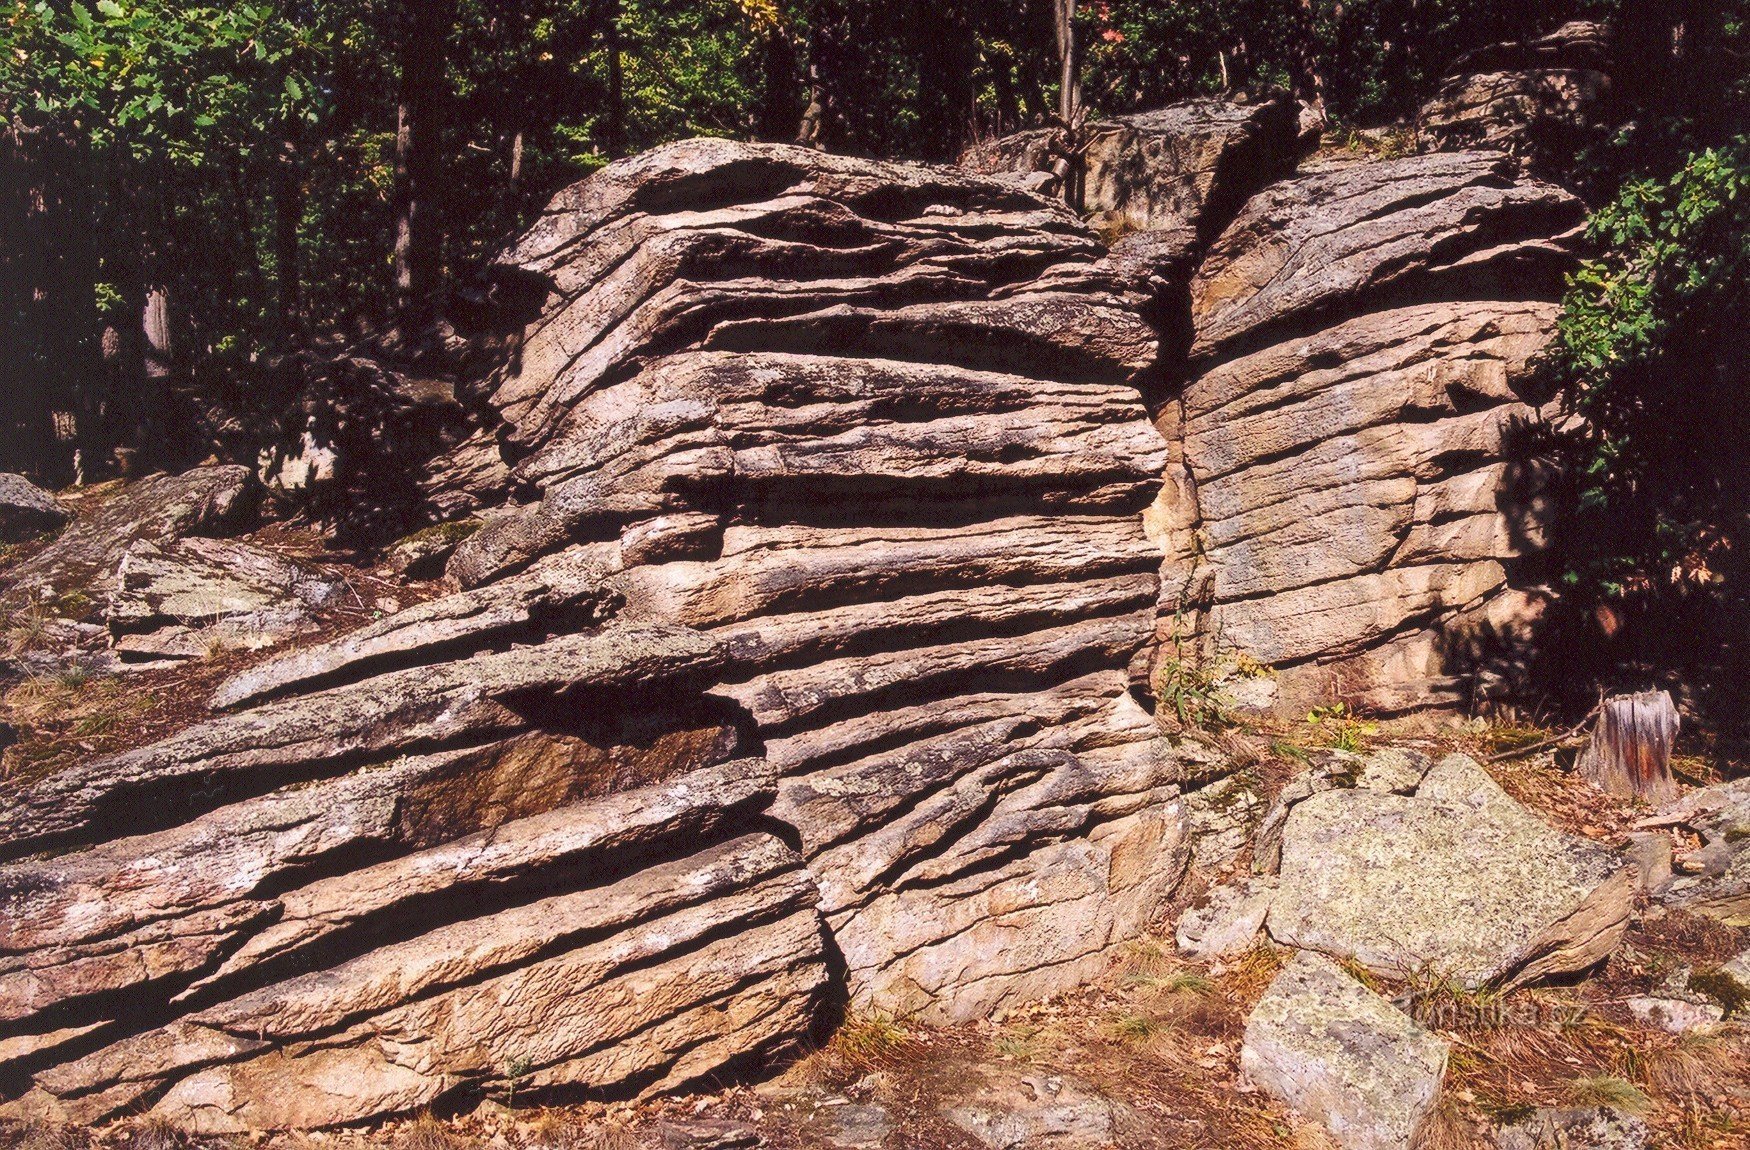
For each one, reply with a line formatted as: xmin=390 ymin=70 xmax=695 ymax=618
xmin=1577 ymin=691 xmax=1681 ymax=804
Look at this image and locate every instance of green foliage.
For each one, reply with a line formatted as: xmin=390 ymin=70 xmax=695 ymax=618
xmin=4 ymin=0 xmax=319 ymax=161
xmin=1552 ymin=139 xmax=1750 ymax=605
xmin=1305 ymin=703 xmax=1377 ymax=753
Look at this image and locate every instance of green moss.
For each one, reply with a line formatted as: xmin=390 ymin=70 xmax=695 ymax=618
xmin=1689 ymin=969 xmax=1750 ymax=1016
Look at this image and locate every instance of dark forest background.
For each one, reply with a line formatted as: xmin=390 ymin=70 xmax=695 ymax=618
xmin=4 ymin=0 xmax=1749 ymax=720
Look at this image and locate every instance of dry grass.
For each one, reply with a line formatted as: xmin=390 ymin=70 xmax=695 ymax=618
xmin=0 ymin=672 xmax=158 ymax=783
xmin=795 ymin=1010 xmax=926 ymax=1088
xmin=392 ymin=1116 xmax=467 ymax=1150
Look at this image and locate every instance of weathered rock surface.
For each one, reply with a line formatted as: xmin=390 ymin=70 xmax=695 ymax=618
xmin=1163 ymin=150 xmax=1583 ymax=710
xmin=1267 ymin=754 xmax=1633 ymax=987
xmin=0 ymin=474 xmax=67 ymax=541
xmin=1241 ymin=951 xmax=1449 ymax=1150
xmin=106 ymin=537 xmax=344 ymax=662
xmin=1174 ymin=874 xmax=1275 ymax=962
xmin=1494 ymin=1106 xmax=1650 ymax=1150
xmin=0 ymin=139 xmax=1196 ymax=1125
xmin=1420 ymin=22 xmax=1616 ymax=164
xmin=939 ymin=1065 xmax=1142 ymax=1149
xmin=1 ymin=465 xmax=256 ymax=608
xmin=959 ymin=96 xmax=1300 ymax=240
xmin=1640 ymin=777 xmax=1750 ymax=925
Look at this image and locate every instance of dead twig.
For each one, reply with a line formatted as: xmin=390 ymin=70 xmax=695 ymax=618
xmin=1486 ymin=692 xmax=1605 ymax=765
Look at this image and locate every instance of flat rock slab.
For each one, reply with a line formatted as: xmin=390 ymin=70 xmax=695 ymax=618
xmin=1242 ymin=951 xmax=1449 ymax=1150
xmin=2 ymin=465 xmax=255 ymax=608
xmin=1268 ymin=754 xmax=1632 ymax=988
xmin=0 ymin=473 xmax=67 ymax=541
xmin=108 ymin=537 xmax=344 ymax=661
xmin=939 ymin=1065 xmax=1143 ymax=1149
xmin=1494 ymin=1106 xmax=1649 ymax=1150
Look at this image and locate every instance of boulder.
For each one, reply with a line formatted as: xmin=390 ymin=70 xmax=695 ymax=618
xmin=1174 ymin=874 xmax=1276 ymax=961
xmin=106 ymin=537 xmax=345 ymax=662
xmin=1 ymin=465 xmax=256 ymax=611
xmin=1267 ymin=754 xmax=1633 ymax=988
xmin=1494 ymin=1106 xmax=1649 ymax=1150
xmin=959 ymin=96 xmax=1300 ymax=240
xmin=1241 ymin=951 xmax=1449 ymax=1150
xmin=1165 ymin=150 xmax=1583 ymax=711
xmin=939 ymin=1065 xmax=1142 ymax=1149
xmin=0 ymin=474 xmax=67 ymax=541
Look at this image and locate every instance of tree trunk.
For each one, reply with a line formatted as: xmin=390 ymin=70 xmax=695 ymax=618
xmin=1054 ymin=0 xmax=1080 ymax=126
xmin=604 ymin=0 xmax=625 ymax=158
xmin=274 ymin=136 xmax=303 ymax=344
xmin=1578 ymin=691 xmax=1681 ymax=804
xmin=392 ymin=0 xmax=454 ymax=330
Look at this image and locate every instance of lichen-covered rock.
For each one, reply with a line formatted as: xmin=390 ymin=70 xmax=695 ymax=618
xmin=959 ymin=96 xmax=1299 ymax=240
xmin=1174 ymin=874 xmax=1275 ymax=961
xmin=1268 ymin=754 xmax=1632 ymax=988
xmin=1 ymin=465 xmax=256 ymax=607
xmin=107 ymin=537 xmax=344 ymax=662
xmin=0 ymin=474 xmax=67 ymax=541
xmin=1164 ymin=151 xmax=1583 ymax=711
xmin=939 ymin=1065 xmax=1142 ymax=1149
xmin=1241 ymin=951 xmax=1449 ymax=1150
xmin=1494 ymin=1106 xmax=1650 ymax=1150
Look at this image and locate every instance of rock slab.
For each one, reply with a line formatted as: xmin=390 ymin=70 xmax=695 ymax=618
xmin=1241 ymin=951 xmax=1449 ymax=1150
xmin=1268 ymin=754 xmax=1632 ymax=988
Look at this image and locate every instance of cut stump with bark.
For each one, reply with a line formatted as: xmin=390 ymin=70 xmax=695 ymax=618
xmin=1577 ymin=691 xmax=1680 ymax=804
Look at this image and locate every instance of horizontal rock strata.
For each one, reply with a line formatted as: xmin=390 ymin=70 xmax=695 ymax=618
xmin=0 ymin=138 xmax=1195 ymax=1126
xmin=1163 ymin=149 xmax=1584 ymax=710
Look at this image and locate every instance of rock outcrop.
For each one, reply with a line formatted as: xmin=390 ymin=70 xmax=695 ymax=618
xmin=0 ymin=97 xmax=1609 ymax=1130
xmin=1419 ymin=22 xmax=1616 ymax=165
xmin=959 ymin=97 xmax=1300 ymax=240
xmin=1 ymin=465 xmax=256 ymax=607
xmin=1161 ymin=150 xmax=1583 ymax=711
xmin=0 ymin=139 xmax=1201 ymax=1127
xmin=106 ymin=537 xmax=345 ymax=662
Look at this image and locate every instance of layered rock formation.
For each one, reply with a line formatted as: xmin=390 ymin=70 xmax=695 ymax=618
xmin=1419 ymin=21 xmax=1616 ymax=164
xmin=1161 ymin=150 xmax=1583 ymax=710
xmin=0 ymin=96 xmax=1599 ymax=1129
xmin=0 ymin=140 xmax=1203 ymax=1129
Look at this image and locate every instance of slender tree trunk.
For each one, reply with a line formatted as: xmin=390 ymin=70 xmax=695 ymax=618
xmin=274 ymin=136 xmax=303 ymax=344
xmin=604 ymin=0 xmax=625 ymax=158
xmin=392 ymin=0 xmax=455 ymax=330
xmin=1054 ymin=0 xmax=1080 ymax=126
